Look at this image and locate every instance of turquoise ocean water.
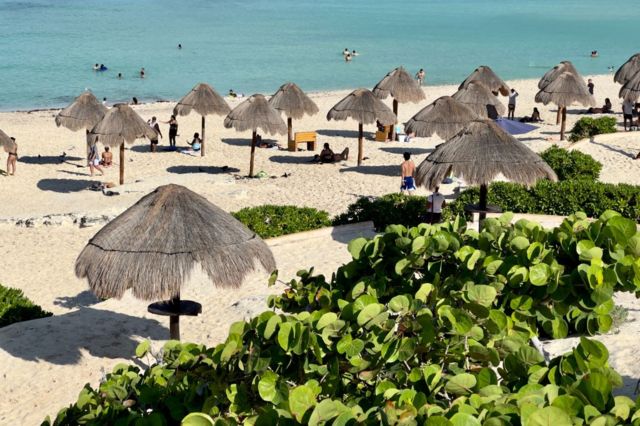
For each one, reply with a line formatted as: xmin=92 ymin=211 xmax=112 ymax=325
xmin=0 ymin=0 xmax=638 ymax=111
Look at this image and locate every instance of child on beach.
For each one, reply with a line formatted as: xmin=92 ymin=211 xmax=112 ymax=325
xmin=187 ymin=133 xmax=202 ymax=151
xmin=6 ymin=137 xmax=17 ymax=176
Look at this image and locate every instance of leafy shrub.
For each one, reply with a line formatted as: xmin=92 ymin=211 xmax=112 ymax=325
xmin=568 ymin=116 xmax=617 ymax=142
xmin=540 ymin=145 xmax=602 ymax=180
xmin=232 ymin=205 xmax=331 ymax=238
xmin=446 ymin=180 xmax=640 ymax=221
xmin=333 ymin=193 xmax=427 ymax=231
xmin=45 ymin=212 xmax=640 ymax=425
xmin=0 ymin=284 xmax=52 ymax=328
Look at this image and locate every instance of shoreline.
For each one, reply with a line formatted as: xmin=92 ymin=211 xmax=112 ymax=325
xmin=0 ymin=73 xmax=616 ymax=115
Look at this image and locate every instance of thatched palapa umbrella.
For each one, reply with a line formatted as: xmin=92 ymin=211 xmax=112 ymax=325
xmin=174 ymin=83 xmax=231 ymax=157
xmin=535 ymin=71 xmax=595 ymax=140
xmin=327 ymin=88 xmax=396 ymax=166
xmin=452 ymin=81 xmax=506 ymax=118
xmin=55 ymin=92 xmax=107 ymax=132
xmin=619 ymin=70 xmax=640 ymax=102
xmin=537 ymin=61 xmax=580 ymax=124
xmin=223 ymin=94 xmax=287 ymax=177
xmin=75 ymin=184 xmax=276 ymax=340
xmin=269 ymin=82 xmax=319 ymax=146
xmin=373 ymin=67 xmax=426 ymax=140
xmin=614 ymin=53 xmax=640 ymax=85
xmin=416 ymin=120 xmax=557 ymax=222
xmin=90 ymin=103 xmax=157 ymax=184
xmin=0 ymin=128 xmax=13 ymax=150
xmin=405 ymin=96 xmax=480 ymax=140
xmin=459 ymin=66 xmax=510 ymax=96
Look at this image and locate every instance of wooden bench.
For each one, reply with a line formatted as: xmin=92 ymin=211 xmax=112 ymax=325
xmin=289 ymin=131 xmax=317 ymax=151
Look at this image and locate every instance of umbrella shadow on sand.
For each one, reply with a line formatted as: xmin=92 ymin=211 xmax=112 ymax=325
xmin=0 ymin=307 xmax=167 ymax=364
xmin=268 ymin=155 xmax=317 ymax=165
xmin=54 ymin=290 xmax=101 ymax=309
xmin=19 ymin=155 xmax=83 ymax=165
xmin=317 ymin=129 xmax=374 ymax=139
xmin=340 ymin=164 xmax=400 ymax=177
xmin=379 ymin=147 xmax=433 ymax=155
xmin=221 ymin=137 xmax=278 ymax=147
xmin=166 ymin=165 xmax=240 ymax=174
xmin=37 ymin=178 xmax=101 ymax=193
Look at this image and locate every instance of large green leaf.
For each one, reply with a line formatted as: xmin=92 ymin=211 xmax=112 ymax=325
xmin=181 ymin=413 xmax=215 ymax=426
xmin=529 ymin=263 xmax=551 ymax=286
xmin=289 ymin=385 xmax=317 ymax=422
xmin=445 ymin=373 xmax=476 ymax=395
xmin=526 ymin=406 xmax=572 ymax=426
xmin=467 ymin=285 xmax=497 ymax=307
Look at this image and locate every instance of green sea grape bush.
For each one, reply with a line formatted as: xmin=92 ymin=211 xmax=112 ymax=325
xmin=445 ymin=181 xmax=640 ymax=222
xmin=539 ymin=145 xmax=602 ymax=181
xmin=44 ymin=212 xmax=640 ymax=425
xmin=569 ymin=116 xmax=617 ymax=143
xmin=232 ymin=205 xmax=331 ymax=238
xmin=0 ymin=284 xmax=52 ymax=328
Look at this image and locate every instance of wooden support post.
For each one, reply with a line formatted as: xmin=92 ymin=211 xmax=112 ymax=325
xmin=479 ymin=184 xmax=488 ymax=225
xmin=390 ymin=99 xmax=399 ymax=141
xmin=560 ymin=107 xmax=567 ymax=141
xmin=169 ymin=295 xmax=180 ymax=340
xmin=357 ymin=123 xmax=364 ymax=166
xmin=119 ymin=143 xmax=125 ymax=185
xmin=201 ymin=116 xmax=206 ymax=157
xmin=287 ymin=117 xmax=293 ymax=144
xmin=249 ymin=130 xmax=257 ymax=177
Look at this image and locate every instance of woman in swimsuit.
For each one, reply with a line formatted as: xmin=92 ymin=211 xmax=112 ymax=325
xmin=6 ymin=137 xmax=17 ymax=175
xmin=164 ymin=115 xmax=178 ymax=148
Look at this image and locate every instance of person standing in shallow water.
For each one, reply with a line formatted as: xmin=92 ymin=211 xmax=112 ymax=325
xmin=416 ymin=69 xmax=426 ymax=86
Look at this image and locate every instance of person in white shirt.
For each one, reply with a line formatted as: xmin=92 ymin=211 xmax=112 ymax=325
xmin=426 ymin=186 xmax=446 ymax=224
xmin=623 ymin=99 xmax=635 ymax=131
xmin=508 ymin=89 xmax=518 ymax=120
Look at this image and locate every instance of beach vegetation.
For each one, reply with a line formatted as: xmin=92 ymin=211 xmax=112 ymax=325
xmin=568 ymin=116 xmax=617 ymax=143
xmin=0 ymin=284 xmax=52 ymax=328
xmin=539 ymin=145 xmax=602 ymax=181
xmin=232 ymin=205 xmax=331 ymax=238
xmin=44 ymin=212 xmax=640 ymax=425
xmin=333 ymin=193 xmax=426 ymax=231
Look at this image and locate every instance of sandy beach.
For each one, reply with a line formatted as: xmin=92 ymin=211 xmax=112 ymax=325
xmin=2 ymin=74 xmax=640 ymax=424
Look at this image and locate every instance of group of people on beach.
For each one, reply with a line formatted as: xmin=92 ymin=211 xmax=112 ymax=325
xmin=400 ymin=151 xmax=446 ymax=223
xmin=145 ymin=115 xmax=201 ymax=154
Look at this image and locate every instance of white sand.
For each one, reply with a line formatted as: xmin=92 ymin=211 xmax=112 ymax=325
xmin=1 ymin=74 xmax=640 ymax=423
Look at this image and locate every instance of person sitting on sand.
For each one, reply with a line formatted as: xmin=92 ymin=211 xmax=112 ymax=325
xmin=520 ymin=107 xmax=543 ymax=123
xmin=586 ymin=98 xmax=612 ymax=114
xmin=400 ymin=152 xmax=416 ymax=194
xmin=228 ymin=89 xmax=237 ymax=98
xmin=87 ymin=142 xmax=104 ymax=176
xmin=187 ymin=133 xmax=202 ymax=151
xmin=6 ymin=137 xmax=17 ymax=176
xmin=313 ymin=143 xmax=349 ymax=163
xmin=100 ymin=146 xmax=113 ymax=167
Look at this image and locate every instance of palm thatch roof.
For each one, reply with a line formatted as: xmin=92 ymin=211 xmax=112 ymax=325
xmin=372 ymin=67 xmax=426 ymax=104
xmin=89 ymin=103 xmax=158 ymax=148
xmin=55 ymin=92 xmax=107 ymax=132
xmin=173 ymin=83 xmax=230 ymax=117
xmin=0 ymin=129 xmax=16 ymax=153
xmin=459 ymin=66 xmax=510 ymax=96
xmin=76 ymin=184 xmax=276 ymax=301
xmin=534 ymin=72 xmax=596 ymax=107
xmin=269 ymin=82 xmax=319 ymax=119
xmin=614 ymin=53 xmax=640 ymax=85
xmin=326 ymin=88 xmax=396 ymax=124
xmin=405 ymin=96 xmax=480 ymax=140
xmin=619 ymin=70 xmax=640 ymax=102
xmin=223 ymin=94 xmax=287 ymax=134
xmin=415 ymin=120 xmax=557 ymax=190
xmin=538 ymin=61 xmax=579 ymax=89
xmin=452 ymin=82 xmax=506 ymax=118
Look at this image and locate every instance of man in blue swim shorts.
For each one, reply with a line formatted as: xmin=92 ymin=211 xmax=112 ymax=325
xmin=400 ymin=152 xmax=416 ymax=194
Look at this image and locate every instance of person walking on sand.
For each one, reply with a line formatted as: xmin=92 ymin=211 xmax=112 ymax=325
xmin=6 ymin=137 xmax=17 ymax=176
xmin=587 ymin=79 xmax=595 ymax=95
xmin=426 ymin=186 xmax=446 ymax=224
xmin=400 ymin=152 xmax=416 ymax=194
xmin=87 ymin=142 xmax=104 ymax=176
xmin=508 ymin=89 xmax=518 ymax=120
xmin=148 ymin=117 xmax=162 ymax=152
xmin=416 ymin=69 xmax=426 ymax=86
xmin=623 ymin=99 xmax=635 ymax=131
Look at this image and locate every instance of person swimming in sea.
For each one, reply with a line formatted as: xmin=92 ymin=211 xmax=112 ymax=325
xmin=343 ymin=48 xmax=349 ymax=56
xmin=178 ymin=43 xmax=182 ymax=49
xmin=93 ymin=63 xmax=100 ymax=71
xmin=140 ymin=68 xmax=145 ymax=78
xmin=352 ymin=50 xmax=359 ymax=56
xmin=117 ymin=72 xmax=122 ymax=79
xmin=345 ymin=53 xmax=352 ymax=62
xmin=591 ymin=50 xmax=599 ymax=58
xmin=99 ymin=64 xmax=107 ymax=71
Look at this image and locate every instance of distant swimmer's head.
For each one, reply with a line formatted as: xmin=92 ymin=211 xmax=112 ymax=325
xmin=178 ymin=44 xmax=182 ymax=49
